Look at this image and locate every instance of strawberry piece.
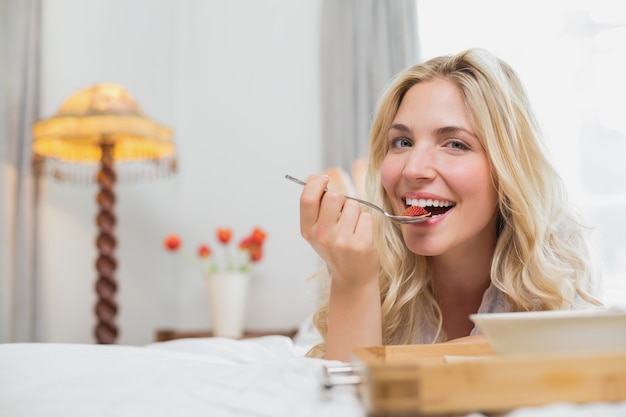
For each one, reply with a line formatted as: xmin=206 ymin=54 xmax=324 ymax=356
xmin=401 ymin=206 xmax=429 ymax=217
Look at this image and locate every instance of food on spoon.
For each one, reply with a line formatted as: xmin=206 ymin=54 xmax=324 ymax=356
xmin=401 ymin=206 xmax=430 ymax=217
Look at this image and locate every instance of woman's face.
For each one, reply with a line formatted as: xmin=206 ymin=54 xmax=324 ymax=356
xmin=381 ymin=78 xmax=499 ymax=257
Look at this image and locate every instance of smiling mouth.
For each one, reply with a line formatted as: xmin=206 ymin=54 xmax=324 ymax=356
xmin=405 ymin=197 xmax=455 ymax=217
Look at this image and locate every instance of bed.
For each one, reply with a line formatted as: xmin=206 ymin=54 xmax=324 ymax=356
xmin=1 ymin=332 xmax=626 ymax=416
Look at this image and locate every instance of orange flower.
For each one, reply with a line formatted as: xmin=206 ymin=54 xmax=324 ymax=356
xmin=163 ymin=227 xmax=266 ymax=273
xmin=216 ymin=228 xmax=233 ymax=245
xmin=239 ymin=228 xmax=266 ymax=264
xmin=163 ymin=234 xmax=181 ymax=251
xmin=250 ymin=227 xmax=267 ymax=245
xmin=197 ymin=244 xmax=211 ymax=258
xmin=239 ymin=237 xmax=251 ymax=249
xmin=250 ymin=247 xmax=263 ymax=263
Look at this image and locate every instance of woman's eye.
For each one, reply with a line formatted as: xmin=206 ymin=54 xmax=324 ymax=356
xmin=390 ymin=137 xmax=412 ymax=148
xmin=445 ymin=140 xmax=469 ymax=150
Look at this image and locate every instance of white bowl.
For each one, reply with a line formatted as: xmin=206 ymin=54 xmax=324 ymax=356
xmin=470 ymin=309 xmax=626 ymax=357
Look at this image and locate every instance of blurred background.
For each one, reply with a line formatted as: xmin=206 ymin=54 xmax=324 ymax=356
xmin=2 ymin=0 xmax=624 ymax=345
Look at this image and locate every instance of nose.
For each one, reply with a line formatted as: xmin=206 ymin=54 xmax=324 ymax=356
xmin=402 ymin=146 xmax=436 ymax=181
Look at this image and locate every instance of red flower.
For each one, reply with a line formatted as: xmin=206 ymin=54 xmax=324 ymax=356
xmin=250 ymin=247 xmax=263 ymax=263
xmin=197 ymin=244 xmax=211 ymax=258
xmin=216 ymin=228 xmax=233 ymax=245
xmin=250 ymin=227 xmax=267 ymax=245
xmin=239 ymin=227 xmax=266 ymax=263
xmin=163 ymin=234 xmax=181 ymax=251
xmin=163 ymin=227 xmax=266 ymax=273
xmin=239 ymin=237 xmax=251 ymax=249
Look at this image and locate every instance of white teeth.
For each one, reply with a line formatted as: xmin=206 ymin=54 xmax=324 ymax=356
xmin=405 ymin=197 xmax=453 ymax=207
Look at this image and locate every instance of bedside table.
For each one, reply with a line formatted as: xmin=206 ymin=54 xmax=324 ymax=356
xmin=155 ymin=328 xmax=298 ymax=342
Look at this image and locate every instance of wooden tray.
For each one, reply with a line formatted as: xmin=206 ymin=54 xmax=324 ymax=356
xmin=351 ymin=340 xmax=626 ymax=415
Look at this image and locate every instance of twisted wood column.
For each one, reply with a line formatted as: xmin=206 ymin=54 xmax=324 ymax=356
xmin=94 ymin=143 xmax=118 ymax=343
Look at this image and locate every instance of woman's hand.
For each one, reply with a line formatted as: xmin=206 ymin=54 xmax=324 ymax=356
xmin=299 ymin=174 xmax=380 ymax=288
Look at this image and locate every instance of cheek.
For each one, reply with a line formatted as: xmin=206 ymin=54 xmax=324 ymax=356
xmin=380 ymin=155 xmax=401 ymax=194
xmin=455 ymin=161 xmax=497 ymax=206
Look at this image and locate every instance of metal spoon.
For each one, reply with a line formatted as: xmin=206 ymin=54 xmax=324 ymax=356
xmin=285 ymin=174 xmax=431 ymax=224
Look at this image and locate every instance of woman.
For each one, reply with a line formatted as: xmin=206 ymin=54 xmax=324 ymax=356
xmin=299 ymin=48 xmax=601 ymax=361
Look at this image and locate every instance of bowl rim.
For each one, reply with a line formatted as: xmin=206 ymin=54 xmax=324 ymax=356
xmin=470 ymin=308 xmax=626 ymax=323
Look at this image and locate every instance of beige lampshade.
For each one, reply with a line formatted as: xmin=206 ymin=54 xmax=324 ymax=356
xmin=32 ymin=83 xmax=176 ymax=182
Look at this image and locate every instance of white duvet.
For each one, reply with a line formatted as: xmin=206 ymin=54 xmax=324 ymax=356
xmin=1 ymin=336 xmax=625 ymax=417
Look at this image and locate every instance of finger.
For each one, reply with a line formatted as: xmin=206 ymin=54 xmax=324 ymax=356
xmin=317 ymin=191 xmax=346 ymax=227
xmin=334 ymin=202 xmax=374 ymax=254
xmin=352 ymin=211 xmax=375 ymax=252
xmin=326 ymin=199 xmax=361 ymax=254
xmin=299 ymin=174 xmax=329 ymax=238
xmin=333 ymin=199 xmax=361 ymax=234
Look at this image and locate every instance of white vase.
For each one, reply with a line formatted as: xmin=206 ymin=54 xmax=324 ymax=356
xmin=205 ymin=271 xmax=250 ymax=338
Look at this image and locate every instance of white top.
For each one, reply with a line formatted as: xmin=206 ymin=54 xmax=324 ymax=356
xmin=469 ymin=283 xmax=511 ymax=335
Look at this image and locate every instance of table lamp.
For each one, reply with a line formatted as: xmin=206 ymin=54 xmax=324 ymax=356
xmin=32 ymin=83 xmax=176 ymax=344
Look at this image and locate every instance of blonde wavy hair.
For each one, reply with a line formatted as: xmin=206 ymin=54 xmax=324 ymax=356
xmin=307 ymin=48 xmax=600 ymax=358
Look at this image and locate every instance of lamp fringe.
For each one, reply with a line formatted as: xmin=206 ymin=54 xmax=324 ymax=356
xmin=32 ymin=156 xmax=177 ymax=185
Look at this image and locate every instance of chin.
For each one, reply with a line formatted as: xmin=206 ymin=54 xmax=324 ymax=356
xmin=405 ymin=242 xmax=443 ymax=257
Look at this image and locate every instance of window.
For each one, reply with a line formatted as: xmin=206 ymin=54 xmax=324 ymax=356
xmin=417 ymin=0 xmax=626 ymax=306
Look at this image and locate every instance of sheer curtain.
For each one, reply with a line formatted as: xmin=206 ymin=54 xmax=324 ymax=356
xmin=0 ymin=0 xmax=42 ymax=342
xmin=319 ymin=0 xmax=419 ymax=171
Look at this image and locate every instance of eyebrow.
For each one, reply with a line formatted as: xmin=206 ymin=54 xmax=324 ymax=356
xmin=435 ymin=125 xmax=478 ymax=139
xmin=389 ymin=123 xmax=477 ymax=139
xmin=389 ymin=123 xmax=411 ymax=133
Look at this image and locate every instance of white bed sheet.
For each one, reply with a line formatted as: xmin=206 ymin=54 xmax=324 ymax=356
xmin=1 ymin=336 xmax=625 ymax=417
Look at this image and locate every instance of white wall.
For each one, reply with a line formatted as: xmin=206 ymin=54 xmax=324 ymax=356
xmin=38 ymin=0 xmax=323 ymax=345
